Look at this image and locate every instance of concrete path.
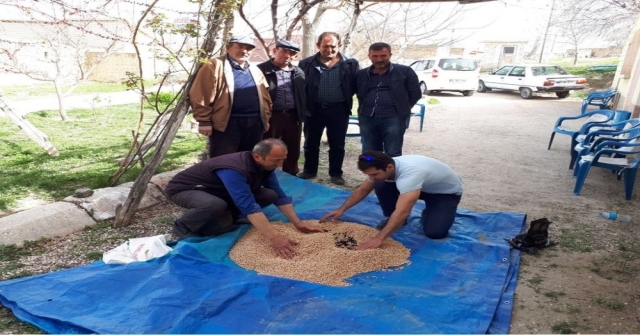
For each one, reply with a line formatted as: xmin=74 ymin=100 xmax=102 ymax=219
xmin=1 ymin=84 xmax=183 ymax=116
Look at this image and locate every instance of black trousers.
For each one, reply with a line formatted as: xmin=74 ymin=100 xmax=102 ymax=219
xmin=169 ymin=188 xmax=277 ymax=235
xmin=209 ymin=116 xmax=263 ymax=158
xmin=374 ymin=181 xmax=461 ymax=239
xmin=263 ymin=111 xmax=302 ymax=175
xmin=302 ymin=106 xmax=350 ymax=177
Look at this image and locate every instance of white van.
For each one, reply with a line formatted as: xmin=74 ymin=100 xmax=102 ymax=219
xmin=409 ymin=57 xmax=480 ymax=96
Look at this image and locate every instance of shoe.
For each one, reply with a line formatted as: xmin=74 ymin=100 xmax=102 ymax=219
xmin=330 ymin=176 xmax=345 ymax=185
xmin=171 ymin=219 xmax=201 ymax=240
xmin=375 ymin=218 xmax=409 ymax=230
xmin=297 ymin=171 xmax=317 ymax=179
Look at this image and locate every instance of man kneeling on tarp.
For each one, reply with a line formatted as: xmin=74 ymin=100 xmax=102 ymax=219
xmin=165 ymin=138 xmax=322 ymax=259
xmin=320 ymin=150 xmax=463 ymax=249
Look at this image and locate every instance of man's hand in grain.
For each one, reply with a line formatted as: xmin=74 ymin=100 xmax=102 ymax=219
xmin=293 ymin=221 xmax=324 ymax=233
xmin=356 ymin=237 xmax=384 ymax=250
xmin=270 ymin=234 xmax=298 ymax=259
xmin=319 ymin=209 xmax=344 ymax=223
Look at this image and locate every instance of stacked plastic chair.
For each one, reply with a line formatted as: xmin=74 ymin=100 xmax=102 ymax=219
xmin=548 ymin=109 xmax=616 ymax=150
xmin=570 ymin=118 xmax=640 ymax=171
xmin=580 ymin=88 xmax=617 ymax=114
xmin=573 ymin=134 xmax=640 ymax=200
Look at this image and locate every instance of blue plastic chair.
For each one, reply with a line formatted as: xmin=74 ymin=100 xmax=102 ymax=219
xmin=548 ymin=109 xmax=616 ymax=150
xmin=580 ymin=89 xmax=617 ymax=114
xmin=570 ymin=118 xmax=640 ymax=172
xmin=346 ymin=115 xmax=362 ymax=139
xmin=406 ymin=103 xmax=426 ymax=132
xmin=573 ymin=139 xmax=640 ymax=200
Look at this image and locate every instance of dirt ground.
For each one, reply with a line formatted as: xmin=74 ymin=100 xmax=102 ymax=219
xmin=1 ymin=88 xmax=639 ymax=333
xmin=359 ymin=91 xmax=639 ymax=333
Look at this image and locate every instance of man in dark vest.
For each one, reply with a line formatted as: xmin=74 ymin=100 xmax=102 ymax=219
xmin=165 ymin=138 xmax=322 ymax=259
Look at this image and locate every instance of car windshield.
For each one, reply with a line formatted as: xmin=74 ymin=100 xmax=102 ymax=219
xmin=531 ymin=66 xmax=569 ymax=76
xmin=438 ymin=58 xmax=478 ymax=71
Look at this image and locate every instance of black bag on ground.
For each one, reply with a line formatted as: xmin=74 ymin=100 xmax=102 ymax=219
xmin=505 ymin=218 xmax=555 ymax=254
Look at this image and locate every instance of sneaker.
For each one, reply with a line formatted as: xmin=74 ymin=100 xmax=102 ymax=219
xmin=330 ymin=176 xmax=345 ymax=185
xmin=171 ymin=219 xmax=201 ymax=240
xmin=375 ymin=218 xmax=409 ymax=230
xmin=297 ymin=171 xmax=317 ymax=180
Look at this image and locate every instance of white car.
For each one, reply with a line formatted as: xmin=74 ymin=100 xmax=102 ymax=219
xmin=409 ymin=57 xmax=480 ymax=97
xmin=477 ymin=64 xmax=587 ymax=99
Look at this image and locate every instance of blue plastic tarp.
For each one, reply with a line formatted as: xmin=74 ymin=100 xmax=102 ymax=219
xmin=0 ymin=171 xmax=525 ymax=333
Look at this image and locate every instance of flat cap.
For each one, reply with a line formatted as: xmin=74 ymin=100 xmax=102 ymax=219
xmin=228 ymin=35 xmax=255 ymax=48
xmin=276 ymin=40 xmax=301 ymax=53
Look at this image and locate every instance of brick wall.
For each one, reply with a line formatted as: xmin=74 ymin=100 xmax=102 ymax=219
xmin=87 ymin=52 xmax=141 ymax=83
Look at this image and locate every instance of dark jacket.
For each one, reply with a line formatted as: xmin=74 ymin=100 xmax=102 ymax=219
xmin=257 ymin=60 xmax=307 ymax=122
xmin=356 ymin=63 xmax=422 ymax=117
xmin=298 ymin=52 xmax=360 ymax=115
xmin=164 ymin=152 xmax=274 ymax=201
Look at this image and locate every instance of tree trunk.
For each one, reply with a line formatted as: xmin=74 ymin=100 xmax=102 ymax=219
xmin=0 ymin=95 xmax=59 ymax=156
xmin=53 ymin=80 xmax=69 ymax=121
xmin=114 ymin=0 xmax=226 ymax=228
xmin=302 ymin=14 xmax=315 ymax=58
xmin=343 ymin=1 xmax=362 ymax=55
xmin=219 ymin=16 xmax=234 ymax=57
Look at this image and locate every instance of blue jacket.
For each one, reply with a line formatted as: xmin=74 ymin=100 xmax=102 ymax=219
xmin=356 ymin=63 xmax=422 ymax=117
xmin=298 ymin=52 xmax=360 ymax=115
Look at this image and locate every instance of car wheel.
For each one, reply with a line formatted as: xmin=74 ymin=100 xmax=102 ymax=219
xmin=519 ymin=87 xmax=533 ymax=99
xmin=477 ymin=80 xmax=487 ymax=93
xmin=462 ymin=90 xmax=474 ymax=96
xmin=556 ymin=91 xmax=570 ymax=99
xmin=420 ymin=82 xmax=427 ymax=95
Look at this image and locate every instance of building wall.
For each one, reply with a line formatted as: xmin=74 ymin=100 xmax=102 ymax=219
xmin=87 ymin=51 xmax=159 ymax=83
xmin=613 ymin=13 xmax=640 ymax=118
xmin=480 ymin=42 xmax=527 ymax=72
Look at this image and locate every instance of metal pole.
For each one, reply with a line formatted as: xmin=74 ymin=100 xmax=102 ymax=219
xmin=538 ymin=0 xmax=556 ymax=63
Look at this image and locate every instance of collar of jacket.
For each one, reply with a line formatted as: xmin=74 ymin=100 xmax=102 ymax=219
xmin=313 ymin=51 xmax=350 ymax=66
xmin=367 ymin=63 xmax=394 ymax=77
xmin=263 ymin=59 xmax=295 ymax=74
xmin=226 ymin=54 xmax=249 ymax=70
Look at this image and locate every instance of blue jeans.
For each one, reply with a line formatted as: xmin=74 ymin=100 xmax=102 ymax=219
xmin=358 ymin=115 xmax=406 ymax=157
xmin=374 ymin=181 xmax=461 ymax=239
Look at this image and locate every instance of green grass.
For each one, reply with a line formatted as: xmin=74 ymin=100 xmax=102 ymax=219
xmin=527 ymin=273 xmax=544 ymax=286
xmin=0 ymin=241 xmax=47 ymax=261
xmin=557 ymin=227 xmax=598 ymax=252
xmin=0 ymin=307 xmax=43 ymax=334
xmin=552 ymin=320 xmax=581 ymax=334
xmin=0 ymin=80 xmax=157 ymax=98
xmin=593 ymin=297 xmax=625 ymax=310
xmin=0 ymin=104 xmax=203 ymax=214
xmin=543 ymin=290 xmax=566 ymax=299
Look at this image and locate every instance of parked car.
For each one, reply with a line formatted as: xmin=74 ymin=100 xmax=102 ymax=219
xmin=477 ymin=64 xmax=587 ymax=99
xmin=409 ymin=57 xmax=480 ymax=97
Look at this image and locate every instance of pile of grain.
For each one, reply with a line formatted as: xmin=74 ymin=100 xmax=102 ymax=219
xmin=229 ymin=220 xmax=411 ymax=287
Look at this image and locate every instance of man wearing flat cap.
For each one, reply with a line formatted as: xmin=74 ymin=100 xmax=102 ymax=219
xmin=257 ymin=40 xmax=307 ymax=175
xmin=190 ymin=35 xmax=272 ymax=158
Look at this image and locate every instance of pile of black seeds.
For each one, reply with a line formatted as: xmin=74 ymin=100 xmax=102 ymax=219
xmin=333 ymin=232 xmax=357 ymax=250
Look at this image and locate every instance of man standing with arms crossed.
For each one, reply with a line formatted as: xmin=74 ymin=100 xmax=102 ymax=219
xmin=258 ymin=40 xmax=306 ymax=176
xmin=355 ymin=42 xmax=421 ymax=157
xmin=297 ymin=32 xmax=359 ymax=185
xmin=190 ymin=35 xmax=272 ymax=158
